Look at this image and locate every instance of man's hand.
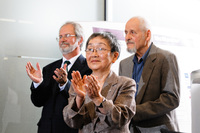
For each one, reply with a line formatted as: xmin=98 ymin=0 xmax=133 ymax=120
xmin=53 ymin=63 xmax=68 ymax=86
xmin=26 ymin=62 xmax=43 ymax=83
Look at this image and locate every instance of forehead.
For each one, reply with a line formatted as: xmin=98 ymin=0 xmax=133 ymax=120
xmin=88 ymin=37 xmax=109 ymax=47
xmin=60 ymin=24 xmax=75 ymax=34
xmin=125 ymin=18 xmax=141 ymax=31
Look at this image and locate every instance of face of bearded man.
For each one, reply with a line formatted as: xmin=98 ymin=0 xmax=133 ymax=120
xmin=58 ymin=24 xmax=80 ymax=55
xmin=125 ymin=18 xmax=150 ymax=55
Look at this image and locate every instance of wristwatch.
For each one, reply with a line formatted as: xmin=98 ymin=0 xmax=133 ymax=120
xmin=97 ymin=97 xmax=106 ymax=108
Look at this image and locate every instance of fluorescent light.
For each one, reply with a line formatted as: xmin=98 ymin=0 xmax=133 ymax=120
xmin=0 ymin=18 xmax=34 ymax=24
xmin=3 ymin=57 xmax=8 ymax=60
xmin=19 ymin=56 xmax=58 ymax=60
xmin=0 ymin=18 xmax=16 ymax=22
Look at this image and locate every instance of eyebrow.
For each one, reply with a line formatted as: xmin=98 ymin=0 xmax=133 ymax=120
xmin=88 ymin=42 xmax=107 ymax=46
xmin=59 ymin=33 xmax=74 ymax=35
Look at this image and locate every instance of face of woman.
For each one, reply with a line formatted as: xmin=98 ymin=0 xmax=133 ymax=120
xmin=86 ymin=37 xmax=118 ymax=72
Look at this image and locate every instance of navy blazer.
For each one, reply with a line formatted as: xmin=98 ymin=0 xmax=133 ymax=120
xmin=30 ymin=54 xmax=92 ymax=133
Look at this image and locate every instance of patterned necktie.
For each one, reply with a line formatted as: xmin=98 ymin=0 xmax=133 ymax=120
xmin=64 ymin=60 xmax=71 ymax=73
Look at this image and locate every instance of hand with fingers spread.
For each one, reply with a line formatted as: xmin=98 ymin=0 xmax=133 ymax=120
xmin=71 ymin=71 xmax=86 ymax=98
xmin=26 ymin=62 xmax=43 ymax=83
xmin=84 ymin=75 xmax=103 ymax=106
xmin=71 ymin=71 xmax=103 ymax=108
xmin=53 ymin=63 xmax=68 ymax=86
xmin=71 ymin=71 xmax=87 ymax=108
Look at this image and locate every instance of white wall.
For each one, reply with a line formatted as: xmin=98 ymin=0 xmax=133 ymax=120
xmin=111 ymin=0 xmax=200 ymax=36
xmin=0 ymin=1 xmax=104 ymax=133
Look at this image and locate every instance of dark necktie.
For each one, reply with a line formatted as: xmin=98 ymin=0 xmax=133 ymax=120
xmin=64 ymin=60 xmax=71 ymax=73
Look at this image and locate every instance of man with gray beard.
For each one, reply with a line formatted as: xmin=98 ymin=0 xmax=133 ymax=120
xmin=119 ymin=16 xmax=180 ymax=133
xmin=26 ymin=21 xmax=92 ymax=133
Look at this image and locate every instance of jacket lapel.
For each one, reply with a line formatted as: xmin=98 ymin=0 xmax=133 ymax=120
xmin=102 ymin=71 xmax=118 ymax=99
xmin=136 ymin=44 xmax=157 ymax=104
xmin=67 ymin=55 xmax=84 ymax=79
xmin=127 ymin=55 xmax=135 ymax=78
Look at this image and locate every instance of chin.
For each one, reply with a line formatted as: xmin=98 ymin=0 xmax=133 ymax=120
xmin=59 ymin=48 xmax=72 ymax=54
xmin=127 ymin=47 xmax=136 ymax=53
xmin=89 ymin=65 xmax=99 ymax=71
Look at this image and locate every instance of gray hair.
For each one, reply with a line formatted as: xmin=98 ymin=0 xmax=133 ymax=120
xmin=129 ymin=16 xmax=152 ymax=43
xmin=86 ymin=32 xmax=121 ymax=58
xmin=131 ymin=16 xmax=151 ymax=33
xmin=60 ymin=21 xmax=84 ymax=49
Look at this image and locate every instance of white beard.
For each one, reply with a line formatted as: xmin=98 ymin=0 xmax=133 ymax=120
xmin=59 ymin=41 xmax=78 ymax=54
xmin=127 ymin=43 xmax=137 ymax=53
xmin=127 ymin=47 xmax=136 ymax=53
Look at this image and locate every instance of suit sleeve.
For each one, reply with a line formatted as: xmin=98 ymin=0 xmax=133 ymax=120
xmin=60 ymin=81 xmax=71 ymax=100
xmin=30 ymin=66 xmax=56 ymax=107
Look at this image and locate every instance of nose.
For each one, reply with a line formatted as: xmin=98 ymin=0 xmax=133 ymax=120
xmin=89 ymin=49 xmax=99 ymax=56
xmin=125 ymin=32 xmax=132 ymax=41
xmin=92 ymin=49 xmax=99 ymax=54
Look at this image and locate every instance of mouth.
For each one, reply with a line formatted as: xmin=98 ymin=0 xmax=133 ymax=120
xmin=61 ymin=42 xmax=70 ymax=47
xmin=91 ymin=60 xmax=100 ymax=63
xmin=126 ymin=41 xmax=135 ymax=45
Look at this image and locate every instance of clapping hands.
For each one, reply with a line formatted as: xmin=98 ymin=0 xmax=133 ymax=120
xmin=71 ymin=71 xmax=103 ymax=108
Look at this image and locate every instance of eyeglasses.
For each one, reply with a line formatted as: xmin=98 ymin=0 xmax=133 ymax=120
xmin=56 ymin=33 xmax=76 ymax=42
xmin=85 ymin=48 xmax=111 ymax=54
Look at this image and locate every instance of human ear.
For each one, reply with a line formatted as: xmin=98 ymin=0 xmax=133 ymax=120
xmin=78 ymin=37 xmax=83 ymax=45
xmin=146 ymin=30 xmax=151 ymax=42
xmin=112 ymin=52 xmax=119 ymax=63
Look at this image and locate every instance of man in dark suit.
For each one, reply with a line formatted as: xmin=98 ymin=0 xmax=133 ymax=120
xmin=119 ymin=16 xmax=180 ymax=133
xmin=26 ymin=21 xmax=92 ymax=133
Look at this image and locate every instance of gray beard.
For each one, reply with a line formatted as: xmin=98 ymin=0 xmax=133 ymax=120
xmin=60 ymin=42 xmax=78 ymax=54
xmin=127 ymin=47 xmax=136 ymax=54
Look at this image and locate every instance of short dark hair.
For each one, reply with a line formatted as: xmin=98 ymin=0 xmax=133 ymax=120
xmin=85 ymin=32 xmax=121 ymax=58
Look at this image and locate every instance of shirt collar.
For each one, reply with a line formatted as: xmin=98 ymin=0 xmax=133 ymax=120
xmin=133 ymin=43 xmax=152 ymax=63
xmin=61 ymin=53 xmax=81 ymax=68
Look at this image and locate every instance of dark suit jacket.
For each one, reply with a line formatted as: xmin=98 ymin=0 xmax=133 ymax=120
xmin=119 ymin=44 xmax=180 ymax=133
xmin=30 ymin=54 xmax=92 ymax=133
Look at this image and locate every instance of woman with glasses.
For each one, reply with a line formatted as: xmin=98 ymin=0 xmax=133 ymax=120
xmin=63 ymin=32 xmax=136 ymax=133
